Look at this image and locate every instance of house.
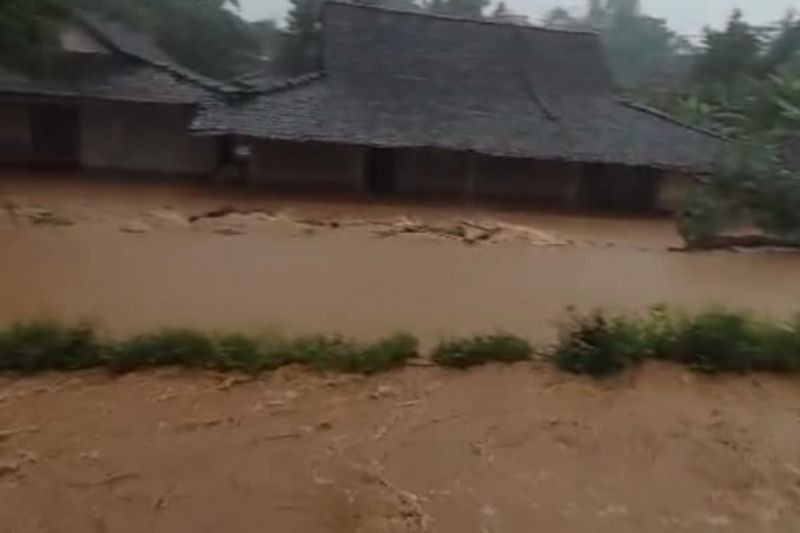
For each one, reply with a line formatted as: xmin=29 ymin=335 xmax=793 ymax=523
xmin=193 ymin=1 xmax=723 ymax=212
xmin=0 ymin=12 xmax=222 ymax=175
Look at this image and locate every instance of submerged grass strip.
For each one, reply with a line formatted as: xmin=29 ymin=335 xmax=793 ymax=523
xmin=3 ymin=307 xmax=800 ymax=378
xmin=432 ymin=333 xmax=533 ymax=368
xmin=0 ymin=323 xmax=422 ymax=376
xmin=553 ymin=306 xmax=800 ymax=376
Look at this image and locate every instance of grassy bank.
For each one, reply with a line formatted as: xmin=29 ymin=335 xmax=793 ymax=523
xmin=554 ymin=306 xmax=800 ymax=376
xmin=0 ymin=324 xmax=423 ymax=375
xmin=2 ymin=308 xmax=800 ymax=378
xmin=0 ymin=324 xmax=532 ymax=375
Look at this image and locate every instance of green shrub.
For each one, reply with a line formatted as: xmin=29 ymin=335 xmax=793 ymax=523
xmin=747 ymin=318 xmax=800 ymax=373
xmin=642 ymin=304 xmax=689 ymax=360
xmin=342 ymin=333 xmax=419 ymax=374
xmin=678 ymin=191 xmax=728 ymax=248
xmin=432 ymin=333 xmax=532 ymax=368
xmin=669 ymin=309 xmax=800 ymax=373
xmin=211 ymin=333 xmax=282 ymax=374
xmin=5 ymin=309 xmax=800 ymax=379
xmin=553 ymin=311 xmax=648 ymax=377
xmin=287 ymin=335 xmax=359 ymax=370
xmin=670 ymin=309 xmax=761 ymax=372
xmin=108 ymin=329 xmax=216 ymax=373
xmin=0 ymin=322 xmax=419 ymax=376
xmin=0 ymin=321 xmax=105 ymax=373
xmin=552 ymin=307 xmax=800 ymax=377
xmin=290 ymin=333 xmax=419 ymax=374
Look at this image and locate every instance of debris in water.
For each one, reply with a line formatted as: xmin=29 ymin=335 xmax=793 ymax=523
xmin=0 ymin=461 xmax=20 ymax=478
xmin=150 ymin=209 xmax=190 ymax=228
xmin=17 ymin=450 xmax=38 ymax=464
xmin=120 ymin=220 xmax=151 ymax=233
xmin=363 ymin=217 xmax=569 ymax=246
xmin=189 ymin=206 xmax=237 ymax=222
xmin=0 ymin=426 xmax=39 ymax=442
xmin=214 ymin=226 xmax=246 ymax=236
xmin=25 ymin=208 xmax=74 ymax=227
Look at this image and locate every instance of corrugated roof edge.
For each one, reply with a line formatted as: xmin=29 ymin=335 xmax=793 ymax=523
xmin=619 ymin=99 xmax=727 ymax=141
xmin=73 ymin=10 xmax=233 ymax=96
xmin=323 ymin=0 xmax=599 ymax=36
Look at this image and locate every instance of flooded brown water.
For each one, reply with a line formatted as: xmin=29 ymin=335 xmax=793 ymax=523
xmin=5 ymin=174 xmax=800 ymax=533
xmin=2 ymin=173 xmax=800 ymax=339
xmin=3 ymin=363 xmax=800 ymax=532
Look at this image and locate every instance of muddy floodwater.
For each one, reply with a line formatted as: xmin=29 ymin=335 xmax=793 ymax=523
xmin=4 ymin=363 xmax=800 ymax=533
xmin=5 ymin=175 xmax=800 ymax=533
xmin=2 ymin=174 xmax=800 ymax=340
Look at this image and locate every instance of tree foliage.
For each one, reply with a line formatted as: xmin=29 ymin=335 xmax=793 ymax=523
xmin=624 ymin=8 xmax=800 ymax=247
xmin=690 ymin=10 xmax=762 ymax=85
xmin=0 ymin=0 xmax=65 ymax=70
xmin=278 ymin=0 xmax=324 ymax=75
xmin=542 ymin=0 xmax=683 ymax=88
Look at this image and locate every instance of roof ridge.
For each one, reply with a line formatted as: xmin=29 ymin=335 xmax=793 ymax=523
xmin=619 ymin=99 xmax=727 ymax=140
xmin=323 ymin=1 xmax=598 ymax=36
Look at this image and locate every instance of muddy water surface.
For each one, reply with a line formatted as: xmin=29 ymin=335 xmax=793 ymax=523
xmin=2 ymin=174 xmax=800 ymax=339
xmin=3 ymin=363 xmax=800 ymax=532
xmin=4 ymin=175 xmax=800 ymax=533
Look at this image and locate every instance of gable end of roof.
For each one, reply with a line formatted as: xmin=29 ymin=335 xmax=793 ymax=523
xmin=73 ymin=11 xmax=230 ymax=95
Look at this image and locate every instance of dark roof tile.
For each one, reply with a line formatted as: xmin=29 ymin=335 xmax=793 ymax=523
xmin=193 ymin=1 xmax=723 ymax=171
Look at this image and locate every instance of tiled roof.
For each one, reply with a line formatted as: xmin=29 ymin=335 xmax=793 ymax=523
xmin=0 ymin=62 xmax=209 ymax=105
xmin=0 ymin=11 xmax=222 ymax=105
xmin=193 ymin=1 xmax=722 ymax=171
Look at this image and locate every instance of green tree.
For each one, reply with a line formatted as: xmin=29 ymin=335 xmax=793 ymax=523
xmin=542 ymin=1 xmax=681 ymax=88
xmin=601 ymin=4 xmax=678 ymax=87
xmin=586 ymin=0 xmax=604 ymax=26
xmin=629 ymin=8 xmax=800 ymax=247
xmin=0 ymin=0 xmax=64 ymax=70
xmin=691 ymin=10 xmax=762 ymax=85
xmin=757 ymin=11 xmax=800 ymax=76
xmin=542 ymin=7 xmax=578 ymax=29
xmin=249 ymin=19 xmax=287 ymax=62
xmin=278 ymin=0 xmax=324 ymax=75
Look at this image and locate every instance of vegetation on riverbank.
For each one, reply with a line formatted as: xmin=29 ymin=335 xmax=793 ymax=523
xmin=3 ymin=307 xmax=800 ymax=379
xmin=432 ymin=334 xmax=533 ymax=368
xmin=0 ymin=324 xmax=421 ymax=376
xmin=555 ymin=306 xmax=800 ymax=376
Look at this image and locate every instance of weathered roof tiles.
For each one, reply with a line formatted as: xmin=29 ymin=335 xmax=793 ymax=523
xmin=193 ymin=1 xmax=722 ymax=171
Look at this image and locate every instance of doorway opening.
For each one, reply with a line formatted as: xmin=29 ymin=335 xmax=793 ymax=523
xmin=578 ymin=163 xmax=658 ymax=211
xmin=30 ymin=103 xmax=81 ymax=167
xmin=365 ymin=148 xmax=397 ymax=195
